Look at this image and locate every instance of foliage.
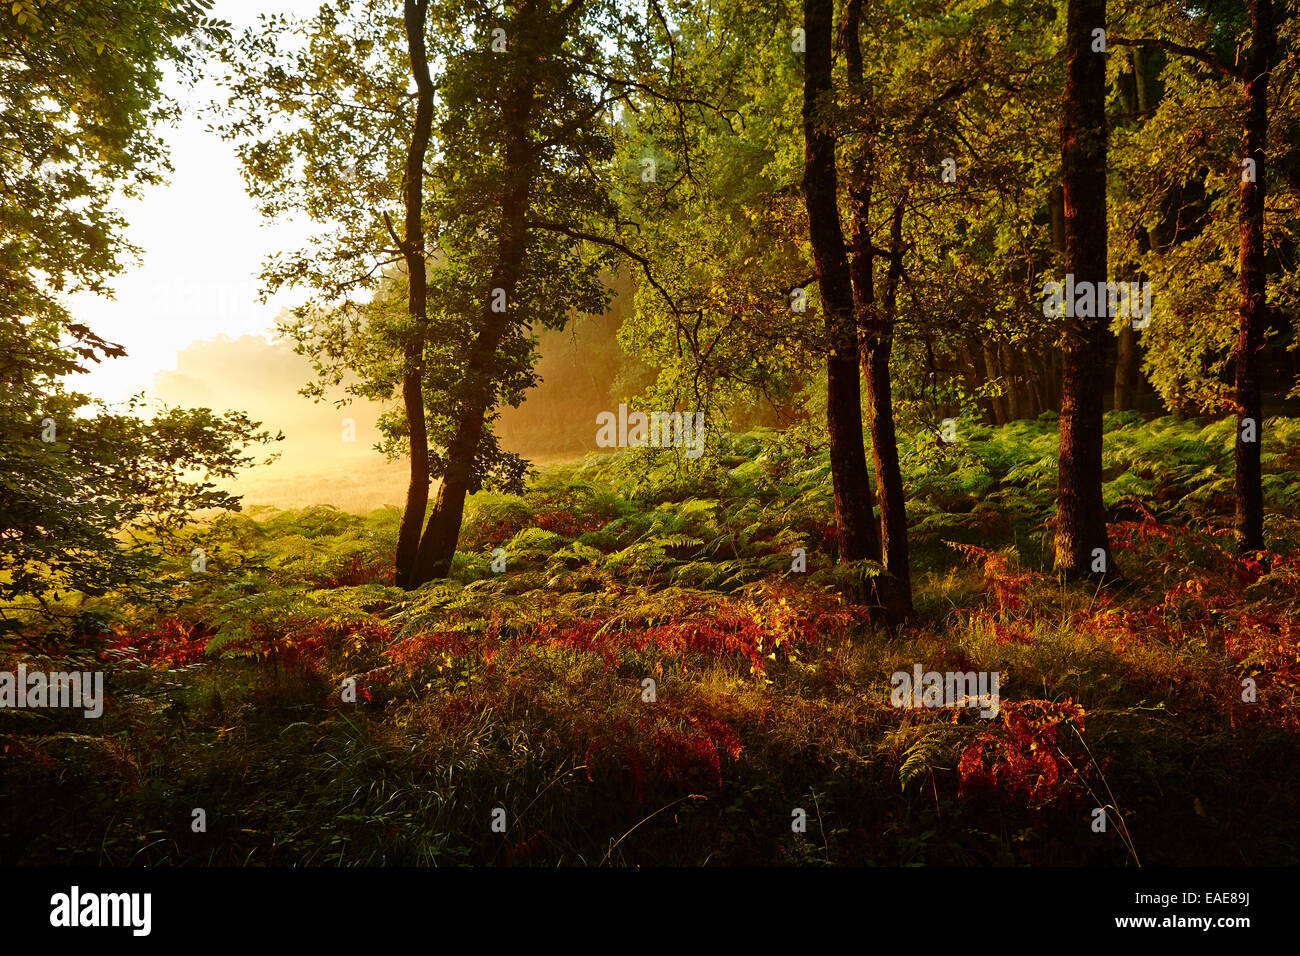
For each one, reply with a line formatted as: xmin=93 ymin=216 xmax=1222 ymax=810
xmin=214 ymin=0 xmax=654 ymax=494
xmin=6 ymin=0 xmax=1300 ymax=870
xmin=7 ymin=416 xmax=1300 ymax=865
xmin=0 ymin=0 xmax=279 ymax=619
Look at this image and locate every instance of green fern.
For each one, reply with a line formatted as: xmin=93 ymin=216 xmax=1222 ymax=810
xmin=900 ymin=732 xmax=947 ymax=793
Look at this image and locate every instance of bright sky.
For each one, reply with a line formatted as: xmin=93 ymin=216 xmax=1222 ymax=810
xmin=66 ymin=0 xmax=326 ymax=405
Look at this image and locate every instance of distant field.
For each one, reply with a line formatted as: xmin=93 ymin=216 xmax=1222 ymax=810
xmin=222 ymin=458 xmax=411 ymax=514
xmin=223 ymin=451 xmax=604 ymax=514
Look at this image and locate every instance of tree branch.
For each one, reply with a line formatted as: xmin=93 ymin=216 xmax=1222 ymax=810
xmin=1109 ymin=37 xmax=1242 ymax=80
xmin=526 ymin=219 xmax=682 ymax=315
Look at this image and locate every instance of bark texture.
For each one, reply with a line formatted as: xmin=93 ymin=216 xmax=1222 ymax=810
xmin=801 ymin=0 xmax=883 ymax=570
xmin=394 ymin=0 xmax=436 ymax=589
xmin=1054 ymin=0 xmax=1114 ymax=579
xmin=1234 ymin=0 xmax=1274 ymax=558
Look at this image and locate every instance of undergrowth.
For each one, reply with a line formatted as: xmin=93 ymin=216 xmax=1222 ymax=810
xmin=3 ymin=413 xmax=1299 ymax=865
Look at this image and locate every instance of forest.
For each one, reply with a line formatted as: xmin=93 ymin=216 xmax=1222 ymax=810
xmin=2 ymin=0 xmax=1299 ymax=875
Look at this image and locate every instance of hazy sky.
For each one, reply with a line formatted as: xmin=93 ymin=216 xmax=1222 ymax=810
xmin=66 ymin=0 xmax=327 ymax=404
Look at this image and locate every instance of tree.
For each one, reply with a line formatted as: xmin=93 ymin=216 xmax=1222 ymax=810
xmin=0 ymin=0 xmax=280 ymax=622
xmin=2 ymin=0 xmax=227 ymax=371
xmin=220 ymin=0 xmax=650 ymax=588
xmin=615 ymin=0 xmax=1061 ymax=615
xmin=802 ymin=0 xmax=883 ymax=576
xmin=1111 ymin=44 xmax=1160 ymax=413
xmin=1113 ymin=0 xmax=1294 ymax=558
xmin=1054 ymin=0 xmax=1115 ymax=580
xmin=1234 ymin=0 xmax=1277 ymax=559
xmin=393 ymin=0 xmax=437 ymax=588
xmin=409 ymin=0 xmax=609 ymax=583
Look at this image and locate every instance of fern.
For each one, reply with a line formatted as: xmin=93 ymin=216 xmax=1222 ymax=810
xmin=900 ymin=732 xmax=947 ymax=793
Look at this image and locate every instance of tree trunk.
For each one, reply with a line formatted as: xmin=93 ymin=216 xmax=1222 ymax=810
xmin=1235 ymin=0 xmax=1274 ymax=558
xmin=862 ymin=197 xmax=914 ymax=614
xmin=802 ymin=0 xmax=882 ymax=569
xmin=1047 ymin=349 xmax=1063 ymax=411
xmin=410 ymin=17 xmax=541 ymax=585
xmin=1113 ymin=49 xmax=1157 ymax=413
xmin=394 ymin=0 xmax=436 ymax=589
xmin=842 ymin=0 xmax=885 ymax=563
xmin=1049 ymin=184 xmax=1066 ymax=257
xmin=842 ymin=0 xmax=912 ymax=618
xmin=1055 ymin=0 xmax=1115 ymax=580
xmin=1132 ymin=45 xmax=1153 ymax=116
xmin=1047 ymin=185 xmax=1067 ymax=416
xmin=1027 ymin=353 xmax=1048 ymax=417
xmin=1006 ymin=343 xmax=1029 ymax=420
xmin=844 ymin=174 xmax=883 ymax=564
xmin=1114 ymin=322 xmax=1140 ymax=411
xmin=983 ymin=343 xmax=1009 ymax=424
xmin=962 ymin=343 xmax=996 ymax=424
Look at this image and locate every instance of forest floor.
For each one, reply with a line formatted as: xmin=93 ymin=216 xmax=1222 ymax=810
xmin=4 ymin=412 xmax=1300 ymax=865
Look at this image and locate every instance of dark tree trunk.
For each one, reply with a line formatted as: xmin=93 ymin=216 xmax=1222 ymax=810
xmin=409 ymin=55 xmax=540 ymax=586
xmin=1047 ymin=186 xmax=1067 ymax=416
xmin=1049 ymin=184 xmax=1067 ymax=257
xmin=862 ymin=197 xmax=914 ymax=613
xmin=983 ymin=344 xmax=1009 ymax=424
xmin=1027 ymin=353 xmax=1049 ymax=417
xmin=1114 ymin=322 xmax=1140 ymax=411
xmin=1114 ymin=49 xmax=1157 ymax=413
xmin=1055 ymin=0 xmax=1115 ymax=579
xmin=842 ymin=0 xmax=912 ymax=617
xmin=802 ymin=0 xmax=882 ymax=568
xmin=962 ymin=343 xmax=996 ymax=424
xmin=1235 ymin=0 xmax=1274 ymax=558
xmin=1004 ymin=343 xmax=1027 ymax=420
xmin=843 ymin=0 xmax=884 ymax=564
xmin=394 ymin=0 xmax=436 ymax=589
xmin=844 ymin=184 xmax=883 ymax=564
